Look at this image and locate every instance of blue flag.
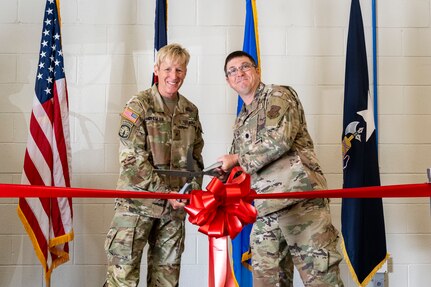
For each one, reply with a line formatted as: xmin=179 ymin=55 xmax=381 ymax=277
xmin=152 ymin=0 xmax=167 ymax=84
xmin=236 ymin=0 xmax=260 ymax=115
xmin=341 ymin=1 xmax=388 ymax=286
xmin=232 ymin=1 xmax=260 ymax=286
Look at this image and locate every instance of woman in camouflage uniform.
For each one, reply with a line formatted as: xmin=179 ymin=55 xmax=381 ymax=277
xmin=218 ymin=51 xmax=344 ymax=287
xmin=103 ymin=44 xmax=204 ymax=287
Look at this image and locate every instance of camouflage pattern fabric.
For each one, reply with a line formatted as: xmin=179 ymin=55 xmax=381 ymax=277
xmin=230 ymin=83 xmax=343 ymax=286
xmin=104 ymin=208 xmax=185 ymax=287
xmin=231 ymin=83 xmax=327 ymax=216
xmin=251 ymin=199 xmax=343 ymax=287
xmin=104 ymin=84 xmax=204 ymax=286
xmin=116 ymin=84 xmax=204 ymax=218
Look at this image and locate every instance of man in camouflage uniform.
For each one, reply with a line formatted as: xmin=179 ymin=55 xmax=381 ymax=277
xmin=104 ymin=44 xmax=204 ymax=287
xmin=218 ymin=51 xmax=344 ymax=286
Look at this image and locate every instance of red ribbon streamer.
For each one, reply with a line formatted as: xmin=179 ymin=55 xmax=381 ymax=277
xmin=209 ymin=237 xmax=236 ymax=287
xmin=184 ymin=167 xmax=256 ymax=287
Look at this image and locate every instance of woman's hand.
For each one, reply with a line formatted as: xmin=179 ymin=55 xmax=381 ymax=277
xmin=168 ymin=192 xmax=187 ymax=210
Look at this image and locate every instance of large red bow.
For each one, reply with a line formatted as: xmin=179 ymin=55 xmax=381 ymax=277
xmin=185 ymin=166 xmax=257 ymax=239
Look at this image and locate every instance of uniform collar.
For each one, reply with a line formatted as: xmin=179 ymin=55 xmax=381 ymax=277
xmin=241 ymin=82 xmax=265 ymax=115
xmin=151 ymin=84 xmax=189 ymax=114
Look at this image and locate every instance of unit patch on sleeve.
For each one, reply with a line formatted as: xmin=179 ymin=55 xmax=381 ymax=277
xmin=119 ymin=120 xmax=133 ymax=139
xmin=267 ymin=105 xmax=281 ymax=119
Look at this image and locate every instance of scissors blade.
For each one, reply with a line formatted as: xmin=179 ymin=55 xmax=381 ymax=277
xmin=154 ymin=169 xmax=202 ymax=178
xmin=202 ymin=161 xmax=222 ymax=176
xmin=176 ymin=182 xmax=193 ymax=202
xmin=186 ymin=148 xmax=195 ymax=172
xmin=154 ymin=161 xmax=222 ymax=178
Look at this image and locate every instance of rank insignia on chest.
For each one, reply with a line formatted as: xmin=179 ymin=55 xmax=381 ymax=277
xmin=173 ymin=129 xmax=181 ymax=140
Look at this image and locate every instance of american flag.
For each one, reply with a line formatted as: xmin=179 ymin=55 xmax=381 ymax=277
xmin=17 ymin=0 xmax=73 ymax=285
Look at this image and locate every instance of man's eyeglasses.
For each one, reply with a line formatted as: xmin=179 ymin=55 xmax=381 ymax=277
xmin=226 ymin=62 xmax=256 ymax=77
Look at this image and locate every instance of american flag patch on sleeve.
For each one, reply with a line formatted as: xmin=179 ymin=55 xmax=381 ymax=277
xmin=121 ymin=107 xmax=139 ymax=124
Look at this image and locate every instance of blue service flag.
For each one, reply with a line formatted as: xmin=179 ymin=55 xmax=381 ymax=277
xmin=232 ymin=1 xmax=259 ymax=286
xmin=341 ymin=1 xmax=388 ymax=286
xmin=152 ymin=0 xmax=167 ymax=84
xmin=236 ymin=0 xmax=260 ymax=115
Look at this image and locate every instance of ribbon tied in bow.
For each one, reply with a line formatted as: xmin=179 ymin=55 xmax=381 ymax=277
xmin=185 ymin=166 xmax=257 ymax=239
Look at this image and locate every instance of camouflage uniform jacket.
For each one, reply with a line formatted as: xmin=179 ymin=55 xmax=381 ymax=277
xmin=231 ymin=83 xmax=327 ymax=216
xmin=115 ymin=84 xmax=204 ymax=218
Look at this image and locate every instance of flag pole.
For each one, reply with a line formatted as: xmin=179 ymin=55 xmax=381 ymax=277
xmin=427 ymin=168 xmax=431 ymax=216
xmin=372 ymin=0 xmax=378 ymax=142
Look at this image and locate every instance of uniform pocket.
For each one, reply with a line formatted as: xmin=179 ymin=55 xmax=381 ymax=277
xmin=312 ymin=246 xmax=343 ymax=273
xmin=105 ymin=213 xmax=139 ymax=263
xmin=313 ymin=251 xmax=329 ymax=272
xmin=311 ymin=225 xmax=342 ymax=273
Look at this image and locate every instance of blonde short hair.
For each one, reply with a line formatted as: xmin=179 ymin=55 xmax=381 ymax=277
xmin=156 ymin=43 xmax=190 ymax=67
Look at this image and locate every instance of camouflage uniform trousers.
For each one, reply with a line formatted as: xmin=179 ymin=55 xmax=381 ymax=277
xmin=104 ymin=208 xmax=185 ymax=287
xmin=251 ymin=198 xmax=344 ymax=287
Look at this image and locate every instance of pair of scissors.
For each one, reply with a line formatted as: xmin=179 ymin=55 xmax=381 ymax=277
xmin=154 ymin=149 xmax=223 ymax=200
xmin=154 ymin=161 xmax=223 ymax=179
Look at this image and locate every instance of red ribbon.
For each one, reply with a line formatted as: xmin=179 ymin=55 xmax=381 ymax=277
xmin=1 ymin=173 xmax=430 ymax=287
xmin=0 ymin=182 xmax=430 ymax=199
xmin=253 ymin=183 xmax=431 ymax=199
xmin=184 ymin=167 xmax=256 ymax=287
xmin=208 ymin=237 xmax=236 ymax=287
xmin=184 ymin=166 xmax=257 ymax=239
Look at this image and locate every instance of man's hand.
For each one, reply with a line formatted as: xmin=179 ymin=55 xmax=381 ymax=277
xmin=214 ymin=154 xmax=239 ymax=182
xmin=217 ymin=154 xmax=239 ymax=172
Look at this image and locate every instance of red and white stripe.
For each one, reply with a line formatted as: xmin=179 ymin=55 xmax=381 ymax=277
xmin=18 ymin=78 xmax=73 ymax=280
